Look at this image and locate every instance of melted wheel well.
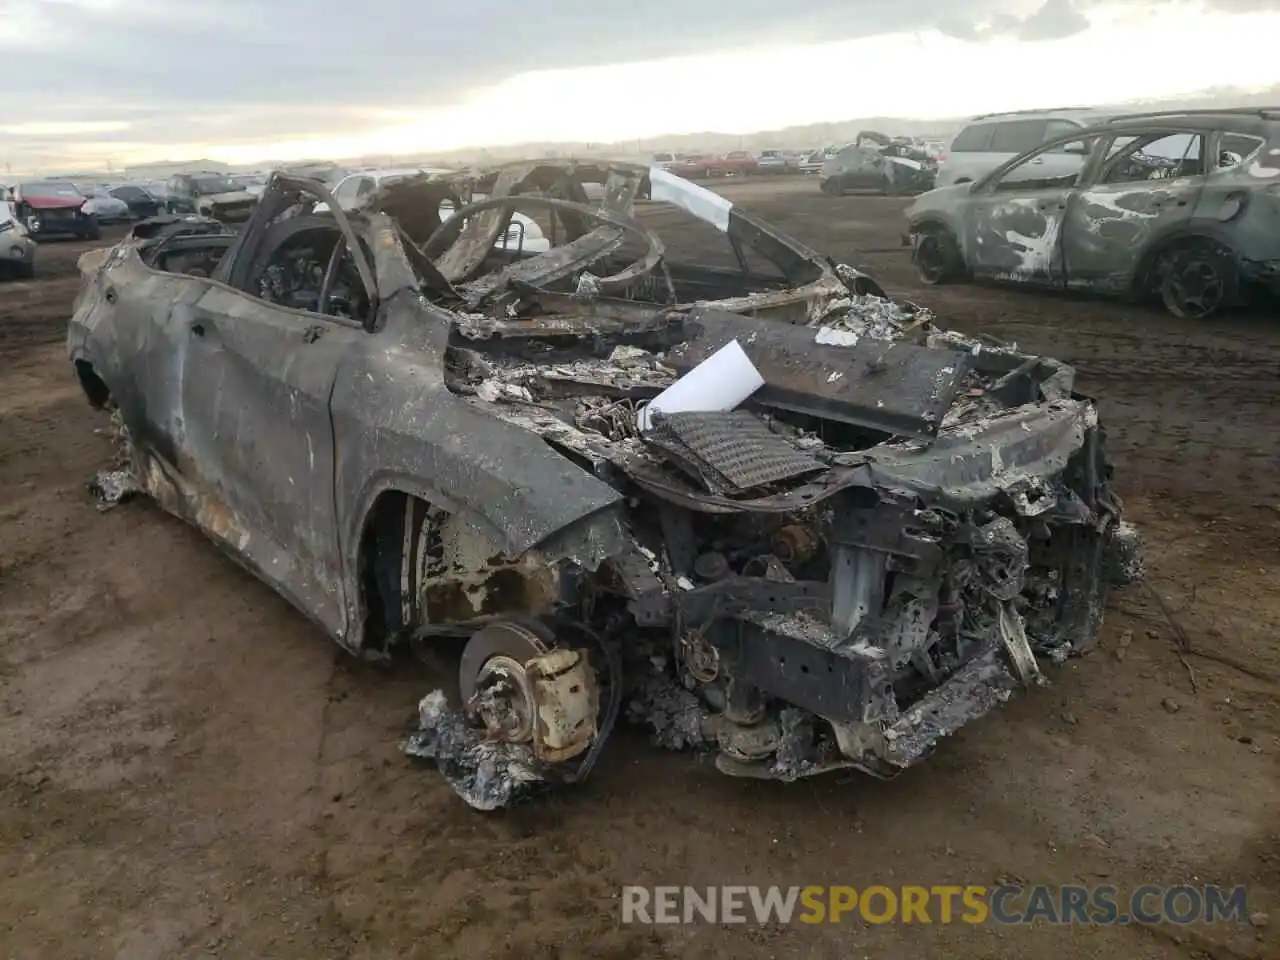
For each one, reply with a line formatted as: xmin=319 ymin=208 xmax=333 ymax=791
xmin=74 ymin=360 xmax=110 ymax=409
xmin=356 ymin=491 xmax=563 ymax=651
xmin=358 ymin=491 xmax=416 ymax=646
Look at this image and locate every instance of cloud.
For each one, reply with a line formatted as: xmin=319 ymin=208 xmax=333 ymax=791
xmin=1014 ymin=0 xmax=1092 ymax=39
xmin=939 ymin=0 xmax=1091 ymax=41
xmin=4 ymin=0 xmax=1022 ymax=118
xmin=0 ymin=0 xmax=1276 ymax=169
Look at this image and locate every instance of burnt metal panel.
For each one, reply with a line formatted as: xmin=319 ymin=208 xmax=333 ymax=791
xmin=712 ymin=614 xmax=892 ymax=725
xmin=667 ymin=307 xmax=969 ymax=438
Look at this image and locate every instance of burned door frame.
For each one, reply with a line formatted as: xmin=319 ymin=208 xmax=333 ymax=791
xmin=1061 ymin=125 xmax=1211 ymax=293
xmin=961 ymin=141 xmax=1081 ymax=286
xmin=177 ymin=182 xmax=378 ymax=636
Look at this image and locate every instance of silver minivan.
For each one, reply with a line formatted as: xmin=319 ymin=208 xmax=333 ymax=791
xmin=935 ymin=108 xmax=1113 ymax=187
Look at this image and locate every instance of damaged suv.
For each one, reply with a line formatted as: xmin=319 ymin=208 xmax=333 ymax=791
xmin=906 ymin=108 xmax=1280 ymax=319
xmin=68 ymin=161 xmax=1137 ymax=809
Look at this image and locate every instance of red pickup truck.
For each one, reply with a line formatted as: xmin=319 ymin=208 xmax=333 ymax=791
xmin=706 ymin=151 xmax=757 ymax=177
xmin=671 ymin=155 xmax=713 ymax=178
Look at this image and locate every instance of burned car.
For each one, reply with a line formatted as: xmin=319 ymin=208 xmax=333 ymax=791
xmin=905 ymin=108 xmax=1280 ymax=319
xmin=820 ymin=133 xmax=937 ymax=196
xmin=68 ymin=160 xmax=1137 ymax=809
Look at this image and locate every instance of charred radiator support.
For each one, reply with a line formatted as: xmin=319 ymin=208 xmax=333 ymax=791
xmin=831 ymin=545 xmax=887 ymax=639
xmin=828 ymin=499 xmax=888 ymax=639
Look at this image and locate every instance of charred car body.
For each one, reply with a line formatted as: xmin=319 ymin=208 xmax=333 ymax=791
xmin=68 ymin=160 xmax=1136 ymax=809
xmin=820 ymin=133 xmax=937 ymax=197
xmin=905 ymin=108 xmax=1280 ymax=319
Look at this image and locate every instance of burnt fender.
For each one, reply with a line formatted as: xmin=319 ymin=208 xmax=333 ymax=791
xmin=331 ymin=339 xmax=629 ymax=643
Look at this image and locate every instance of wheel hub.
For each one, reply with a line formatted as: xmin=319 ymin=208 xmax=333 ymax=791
xmin=1163 ymin=246 xmax=1229 ymax=319
xmin=458 ymin=620 xmax=600 ymax=762
xmin=471 ymin=654 xmax=536 ymax=742
xmin=460 ymin=621 xmax=549 ymax=744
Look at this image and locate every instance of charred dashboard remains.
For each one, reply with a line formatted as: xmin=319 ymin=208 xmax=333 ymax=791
xmin=68 ymin=160 xmax=1140 ymax=811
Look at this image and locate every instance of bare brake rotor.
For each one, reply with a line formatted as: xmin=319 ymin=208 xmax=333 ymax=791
xmin=458 ymin=620 xmax=600 ymax=763
xmin=459 ymin=620 xmax=551 ymax=744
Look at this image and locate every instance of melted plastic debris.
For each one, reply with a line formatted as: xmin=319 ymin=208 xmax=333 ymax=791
xmin=88 ymin=469 xmax=142 ymax=507
xmin=88 ymin=411 xmax=141 ymax=509
xmin=625 ymin=673 xmax=709 ymax=750
xmin=401 ymin=690 xmax=545 ymax=810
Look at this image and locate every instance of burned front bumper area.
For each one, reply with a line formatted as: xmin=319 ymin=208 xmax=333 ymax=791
xmin=624 ymin=398 xmax=1123 ymax=782
xmin=416 ymin=273 xmax=1132 ymax=801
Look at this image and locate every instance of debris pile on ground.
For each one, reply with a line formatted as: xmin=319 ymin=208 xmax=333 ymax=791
xmin=625 ymin=670 xmax=709 ymax=750
xmin=88 ymin=410 xmax=141 ymax=508
xmin=401 ymin=690 xmax=546 ymax=811
xmin=1105 ymin=521 xmax=1146 ymax=585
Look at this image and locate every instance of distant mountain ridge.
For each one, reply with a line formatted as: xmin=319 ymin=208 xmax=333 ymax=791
xmin=95 ymin=83 xmax=1280 ymax=178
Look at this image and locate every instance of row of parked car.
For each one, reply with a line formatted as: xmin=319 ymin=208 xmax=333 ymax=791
xmin=1 ymin=172 xmax=270 ymax=241
xmin=645 ymin=139 xmax=949 ymax=197
xmin=0 ymin=172 xmax=270 ymax=279
xmin=649 ymin=148 xmax=840 ymax=177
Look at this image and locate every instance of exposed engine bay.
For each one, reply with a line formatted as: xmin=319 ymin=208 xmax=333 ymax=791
xmin=373 ymin=162 xmax=1139 ymax=808
xmin=412 ymin=284 xmax=1140 ymax=807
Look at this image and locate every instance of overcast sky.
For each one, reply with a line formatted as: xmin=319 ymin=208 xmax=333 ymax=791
xmin=2 ymin=0 xmax=1278 ymax=171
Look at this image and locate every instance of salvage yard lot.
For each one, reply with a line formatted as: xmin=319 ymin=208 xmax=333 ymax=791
xmin=0 ymin=177 xmax=1276 ymax=960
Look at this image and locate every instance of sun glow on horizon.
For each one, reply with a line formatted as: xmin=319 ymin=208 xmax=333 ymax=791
xmin=7 ymin=2 xmax=1280 ymax=170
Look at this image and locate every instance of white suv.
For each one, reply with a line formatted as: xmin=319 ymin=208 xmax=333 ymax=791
xmin=935 ymin=108 xmax=1113 ymax=187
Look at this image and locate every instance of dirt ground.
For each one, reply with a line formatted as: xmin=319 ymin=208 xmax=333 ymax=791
xmin=1 ymin=179 xmax=1276 ymax=960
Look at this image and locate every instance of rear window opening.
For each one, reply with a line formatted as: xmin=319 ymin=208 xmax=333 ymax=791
xmin=950 ymin=125 xmax=995 ymax=152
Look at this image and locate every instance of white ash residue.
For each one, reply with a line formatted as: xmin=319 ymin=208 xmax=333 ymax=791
xmin=402 ymin=690 xmax=545 ymax=810
xmin=475 ymin=380 xmax=533 ymax=404
xmin=474 ymin=345 xmax=675 ymax=404
xmin=1104 ymin=521 xmax=1146 ymax=586
xmin=573 ymin=272 xmax=602 ymax=299
xmin=810 ymin=290 xmax=932 ymax=346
